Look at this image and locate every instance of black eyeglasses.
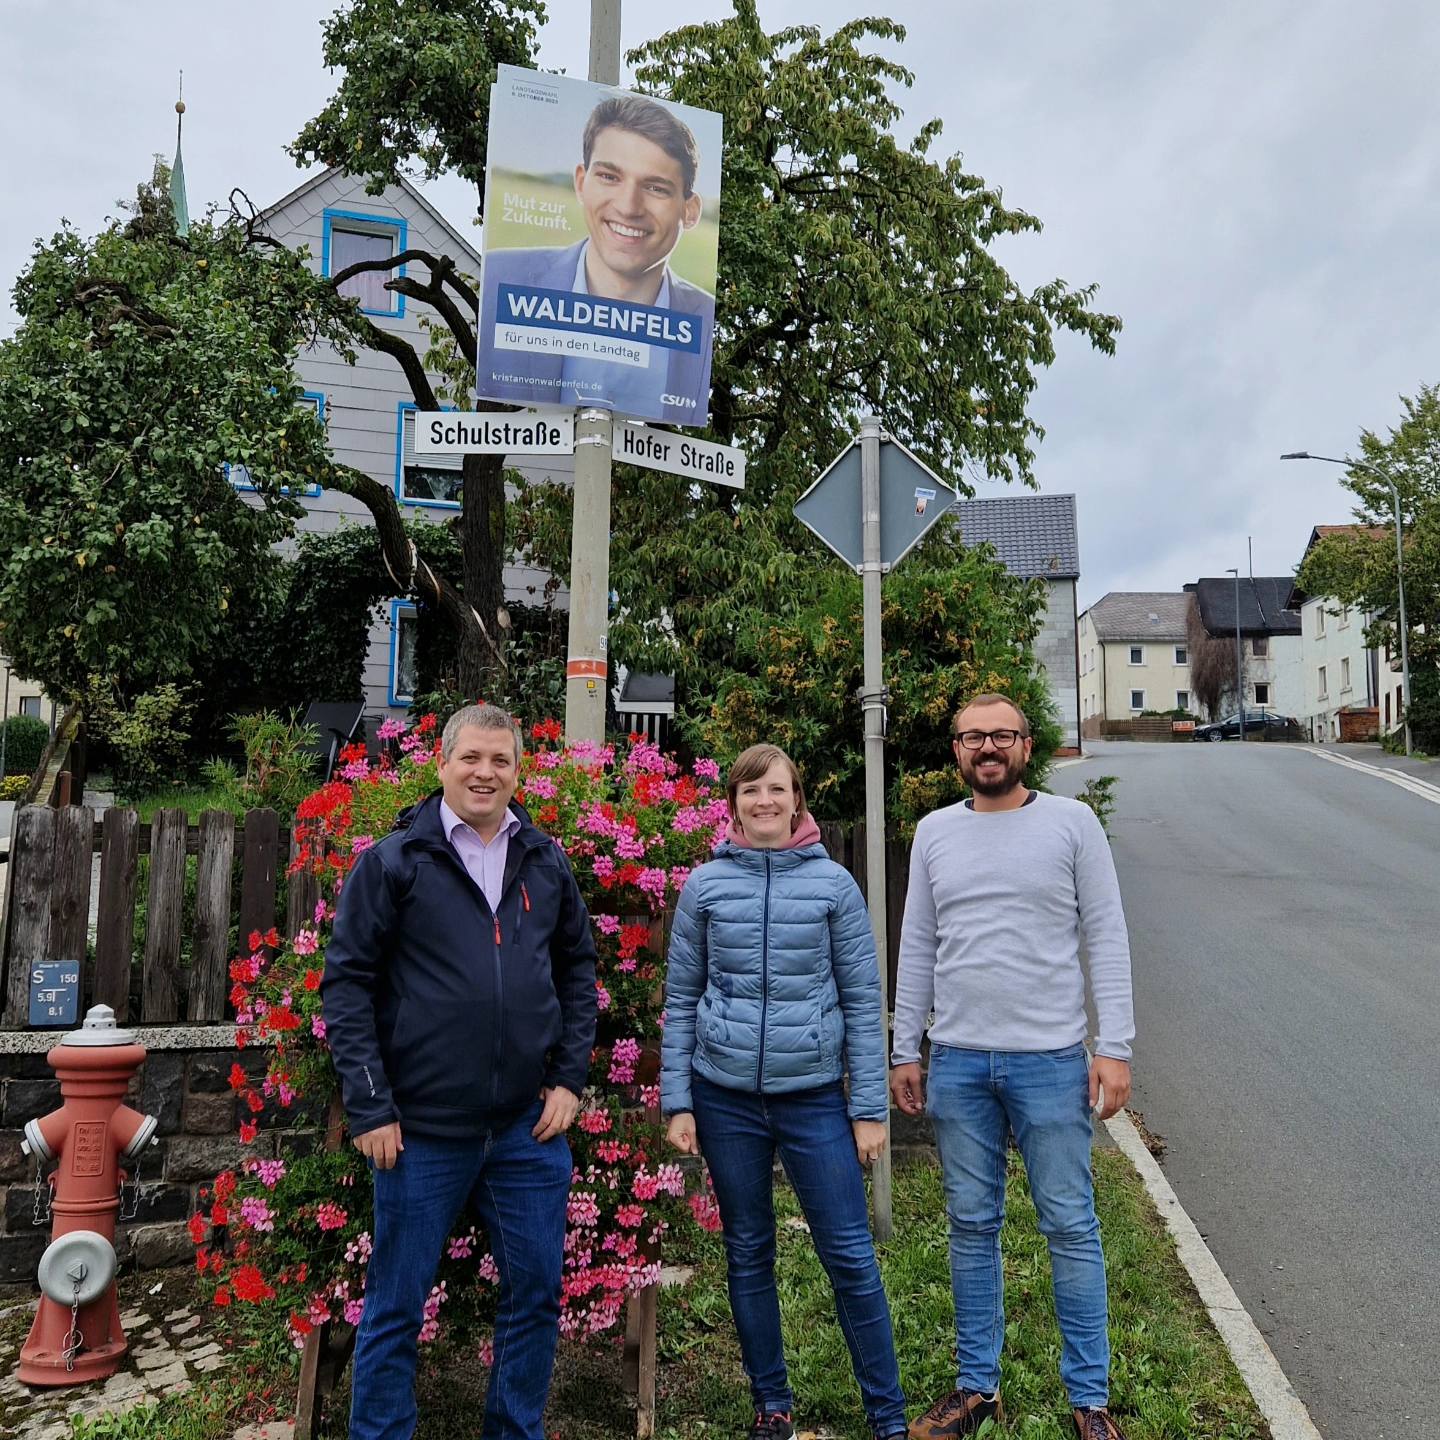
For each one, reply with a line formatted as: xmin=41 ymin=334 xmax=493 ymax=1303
xmin=955 ymin=729 xmax=1024 ymax=750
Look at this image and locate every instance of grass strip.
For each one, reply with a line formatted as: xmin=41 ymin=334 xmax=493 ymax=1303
xmin=49 ymin=1149 xmax=1272 ymax=1439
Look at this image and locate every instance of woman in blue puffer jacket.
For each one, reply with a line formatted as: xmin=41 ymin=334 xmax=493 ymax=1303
xmin=662 ymin=743 xmax=907 ymax=1440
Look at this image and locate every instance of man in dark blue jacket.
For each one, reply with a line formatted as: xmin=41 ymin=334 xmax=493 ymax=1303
xmin=322 ymin=703 xmax=598 ymax=1440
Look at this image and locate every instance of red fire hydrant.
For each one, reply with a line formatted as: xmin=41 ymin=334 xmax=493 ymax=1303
xmin=17 ymin=1004 xmax=159 ymax=1387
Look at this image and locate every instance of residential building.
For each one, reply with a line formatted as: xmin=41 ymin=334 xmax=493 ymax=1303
xmin=1187 ymin=576 xmax=1304 ymax=719
xmin=955 ymin=494 xmax=1082 ymax=751
xmin=254 ymin=166 xmax=570 ymax=723
xmin=1287 ymin=527 xmax=1381 ymax=742
xmin=1 ymin=655 xmax=53 ymax=730
xmin=1076 ymin=593 xmax=1193 ymax=736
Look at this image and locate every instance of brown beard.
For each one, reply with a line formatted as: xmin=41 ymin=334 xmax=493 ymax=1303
xmin=960 ymin=748 xmax=1027 ymax=798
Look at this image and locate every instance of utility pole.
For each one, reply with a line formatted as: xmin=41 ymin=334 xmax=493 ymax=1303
xmin=1228 ymin=567 xmax=1244 ymax=739
xmin=858 ymin=414 xmax=893 ymax=1241
xmin=564 ymin=0 xmax=622 ymax=745
xmin=1390 ymin=478 xmax=1414 ymax=758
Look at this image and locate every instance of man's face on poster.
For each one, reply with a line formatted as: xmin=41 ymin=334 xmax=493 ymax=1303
xmin=574 ymin=125 xmax=702 ymax=294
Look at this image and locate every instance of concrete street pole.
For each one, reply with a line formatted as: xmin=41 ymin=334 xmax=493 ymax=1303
xmin=1228 ymin=568 xmax=1244 ymax=739
xmin=1389 ymin=479 xmax=1414 ymax=758
xmin=859 ymin=414 xmax=893 ymax=1241
xmin=564 ymin=0 xmax=622 ymax=745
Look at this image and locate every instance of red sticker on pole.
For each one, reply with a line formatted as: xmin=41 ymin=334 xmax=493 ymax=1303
xmin=566 ymin=658 xmax=607 ymax=680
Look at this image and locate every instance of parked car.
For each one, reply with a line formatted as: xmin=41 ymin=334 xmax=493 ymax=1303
xmin=1193 ymin=708 xmax=1299 ymax=742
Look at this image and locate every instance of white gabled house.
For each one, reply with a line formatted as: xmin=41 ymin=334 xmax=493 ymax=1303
xmin=246 ymin=166 xmax=573 ymax=722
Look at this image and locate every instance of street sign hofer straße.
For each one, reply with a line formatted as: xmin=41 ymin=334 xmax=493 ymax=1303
xmin=793 ymin=433 xmax=959 ymax=572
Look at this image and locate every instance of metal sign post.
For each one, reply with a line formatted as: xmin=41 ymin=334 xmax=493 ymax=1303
xmin=795 ymin=420 xmax=958 ymax=1242
xmin=858 ymin=416 xmax=892 ymax=1239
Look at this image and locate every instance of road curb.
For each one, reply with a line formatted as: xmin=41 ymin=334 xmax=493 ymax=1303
xmin=1103 ymin=1111 xmax=1324 ymax=1440
xmin=1297 ymin=746 xmax=1440 ymax=806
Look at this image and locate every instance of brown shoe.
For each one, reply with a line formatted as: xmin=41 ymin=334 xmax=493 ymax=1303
xmin=908 ymin=1388 xmax=1003 ymax=1438
xmin=1073 ymin=1408 xmax=1127 ymax=1440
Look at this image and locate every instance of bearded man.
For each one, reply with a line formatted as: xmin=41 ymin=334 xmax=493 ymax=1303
xmin=890 ymin=693 xmax=1135 ymax=1440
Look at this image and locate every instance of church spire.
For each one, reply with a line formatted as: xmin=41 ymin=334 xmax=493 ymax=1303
xmin=170 ymin=73 xmax=190 ymax=237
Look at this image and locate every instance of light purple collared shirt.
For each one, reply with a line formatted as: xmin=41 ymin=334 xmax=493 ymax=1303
xmin=439 ymin=798 xmax=521 ymax=914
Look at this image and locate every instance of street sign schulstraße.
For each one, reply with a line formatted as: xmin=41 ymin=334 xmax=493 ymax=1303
xmin=793 ymin=433 xmax=959 ymax=571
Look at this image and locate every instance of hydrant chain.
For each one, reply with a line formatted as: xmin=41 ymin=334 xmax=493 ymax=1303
xmin=119 ymin=1155 xmax=143 ymax=1223
xmin=31 ymin=1154 xmax=53 ymax=1228
xmin=62 ymin=1276 xmax=84 ymax=1373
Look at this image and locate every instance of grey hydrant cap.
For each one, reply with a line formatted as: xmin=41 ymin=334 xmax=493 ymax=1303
xmin=61 ymin=1004 xmax=139 ymax=1048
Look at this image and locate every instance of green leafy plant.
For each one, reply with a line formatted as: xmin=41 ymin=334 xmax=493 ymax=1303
xmin=228 ymin=711 xmax=321 ymax=816
xmin=86 ymin=681 xmax=194 ymax=800
xmin=0 ymin=772 xmax=30 ymax=800
xmin=1075 ymin=775 xmax=1119 ymax=833
xmin=0 ymin=713 xmax=49 ymax=776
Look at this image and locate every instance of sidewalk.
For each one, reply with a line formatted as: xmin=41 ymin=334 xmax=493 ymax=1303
xmin=1327 ymin=741 xmax=1440 ymax=789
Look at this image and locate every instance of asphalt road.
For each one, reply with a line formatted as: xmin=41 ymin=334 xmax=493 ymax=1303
xmin=1053 ymin=741 xmax=1440 ymax=1440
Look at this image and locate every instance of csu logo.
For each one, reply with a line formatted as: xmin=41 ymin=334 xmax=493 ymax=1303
xmin=660 ymin=393 xmax=697 ymax=408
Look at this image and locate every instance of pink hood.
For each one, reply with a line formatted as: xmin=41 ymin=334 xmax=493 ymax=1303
xmin=723 ymin=811 xmax=824 ymax=851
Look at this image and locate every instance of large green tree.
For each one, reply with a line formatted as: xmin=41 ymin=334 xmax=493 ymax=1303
xmin=513 ymin=4 xmax=1119 ymax=764
xmin=0 ymin=180 xmax=337 ymax=702
xmin=702 ymin=546 xmax=1063 ymax=824
xmin=1296 ymin=385 xmax=1440 ymax=748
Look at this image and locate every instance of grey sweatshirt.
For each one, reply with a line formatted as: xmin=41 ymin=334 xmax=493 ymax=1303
xmin=891 ymin=791 xmax=1135 ymax=1065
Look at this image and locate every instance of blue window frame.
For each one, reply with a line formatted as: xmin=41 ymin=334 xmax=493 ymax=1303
xmin=395 ymin=401 xmax=463 ymax=509
xmin=228 ymin=391 xmax=325 ymax=496
xmin=322 ymin=209 xmax=408 ymax=318
xmin=388 ymin=599 xmax=418 ymax=707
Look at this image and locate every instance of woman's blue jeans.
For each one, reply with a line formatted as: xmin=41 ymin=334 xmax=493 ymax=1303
xmin=926 ymin=1042 xmax=1110 ymax=1408
xmin=690 ymin=1072 xmax=907 ymax=1436
xmin=348 ymin=1102 xmax=571 ymax=1440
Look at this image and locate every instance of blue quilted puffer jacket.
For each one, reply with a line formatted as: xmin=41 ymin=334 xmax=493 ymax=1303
xmin=660 ymin=840 xmax=888 ymax=1120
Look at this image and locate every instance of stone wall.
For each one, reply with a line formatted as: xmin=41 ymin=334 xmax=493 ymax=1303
xmin=0 ymin=1030 xmax=308 ymax=1287
xmin=1036 ymin=580 xmax=1080 ymax=750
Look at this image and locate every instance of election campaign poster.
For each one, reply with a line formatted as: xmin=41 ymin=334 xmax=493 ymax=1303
xmin=476 ymin=64 xmax=722 ymax=429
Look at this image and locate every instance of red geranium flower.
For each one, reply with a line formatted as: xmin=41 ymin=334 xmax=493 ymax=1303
xmin=231 ymin=1265 xmax=276 ymax=1303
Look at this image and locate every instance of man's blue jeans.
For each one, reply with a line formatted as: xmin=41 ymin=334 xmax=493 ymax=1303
xmin=690 ymin=1072 xmax=907 ymax=1437
xmin=926 ymin=1043 xmax=1110 ymax=1408
xmin=349 ymin=1102 xmax=571 ymax=1440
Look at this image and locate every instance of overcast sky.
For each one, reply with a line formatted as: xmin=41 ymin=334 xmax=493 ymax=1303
xmin=5 ymin=0 xmax=1437 ymax=608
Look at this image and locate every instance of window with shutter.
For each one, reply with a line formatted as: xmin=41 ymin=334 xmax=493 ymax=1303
xmin=399 ymin=407 xmax=464 ymax=506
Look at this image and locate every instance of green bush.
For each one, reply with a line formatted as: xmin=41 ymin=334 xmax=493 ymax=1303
xmin=226 ymin=711 xmax=321 ymax=817
xmin=1 ymin=713 xmax=49 ymax=777
xmin=1075 ymin=774 xmax=1120 ymax=832
xmin=87 ymin=682 xmax=194 ymax=800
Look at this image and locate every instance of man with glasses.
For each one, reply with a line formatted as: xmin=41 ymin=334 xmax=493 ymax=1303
xmin=891 ymin=693 xmax=1134 ymax=1440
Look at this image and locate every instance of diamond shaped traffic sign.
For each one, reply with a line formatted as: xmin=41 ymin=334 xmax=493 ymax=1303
xmin=793 ymin=433 xmax=959 ymax=572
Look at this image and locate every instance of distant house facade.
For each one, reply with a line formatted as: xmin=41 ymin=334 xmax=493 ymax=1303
xmin=253 ymin=167 xmax=570 ymax=723
xmin=955 ymin=494 xmax=1081 ymax=752
xmin=1287 ymin=527 xmax=1381 ymax=742
xmin=1076 ymin=593 xmax=1194 ymax=736
xmin=1187 ymin=576 xmax=1304 ymax=720
xmin=0 ymin=655 xmax=53 ymax=729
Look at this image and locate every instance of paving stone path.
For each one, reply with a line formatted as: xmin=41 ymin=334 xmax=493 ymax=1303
xmin=0 ymin=1295 xmax=235 ymax=1439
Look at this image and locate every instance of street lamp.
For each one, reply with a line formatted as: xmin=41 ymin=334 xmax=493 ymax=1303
xmin=1281 ymin=451 xmax=1412 ymax=757
xmin=1226 ymin=567 xmax=1245 ymax=741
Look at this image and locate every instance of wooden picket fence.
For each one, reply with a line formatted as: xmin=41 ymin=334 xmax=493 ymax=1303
xmin=0 ymin=804 xmax=324 ymax=1030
